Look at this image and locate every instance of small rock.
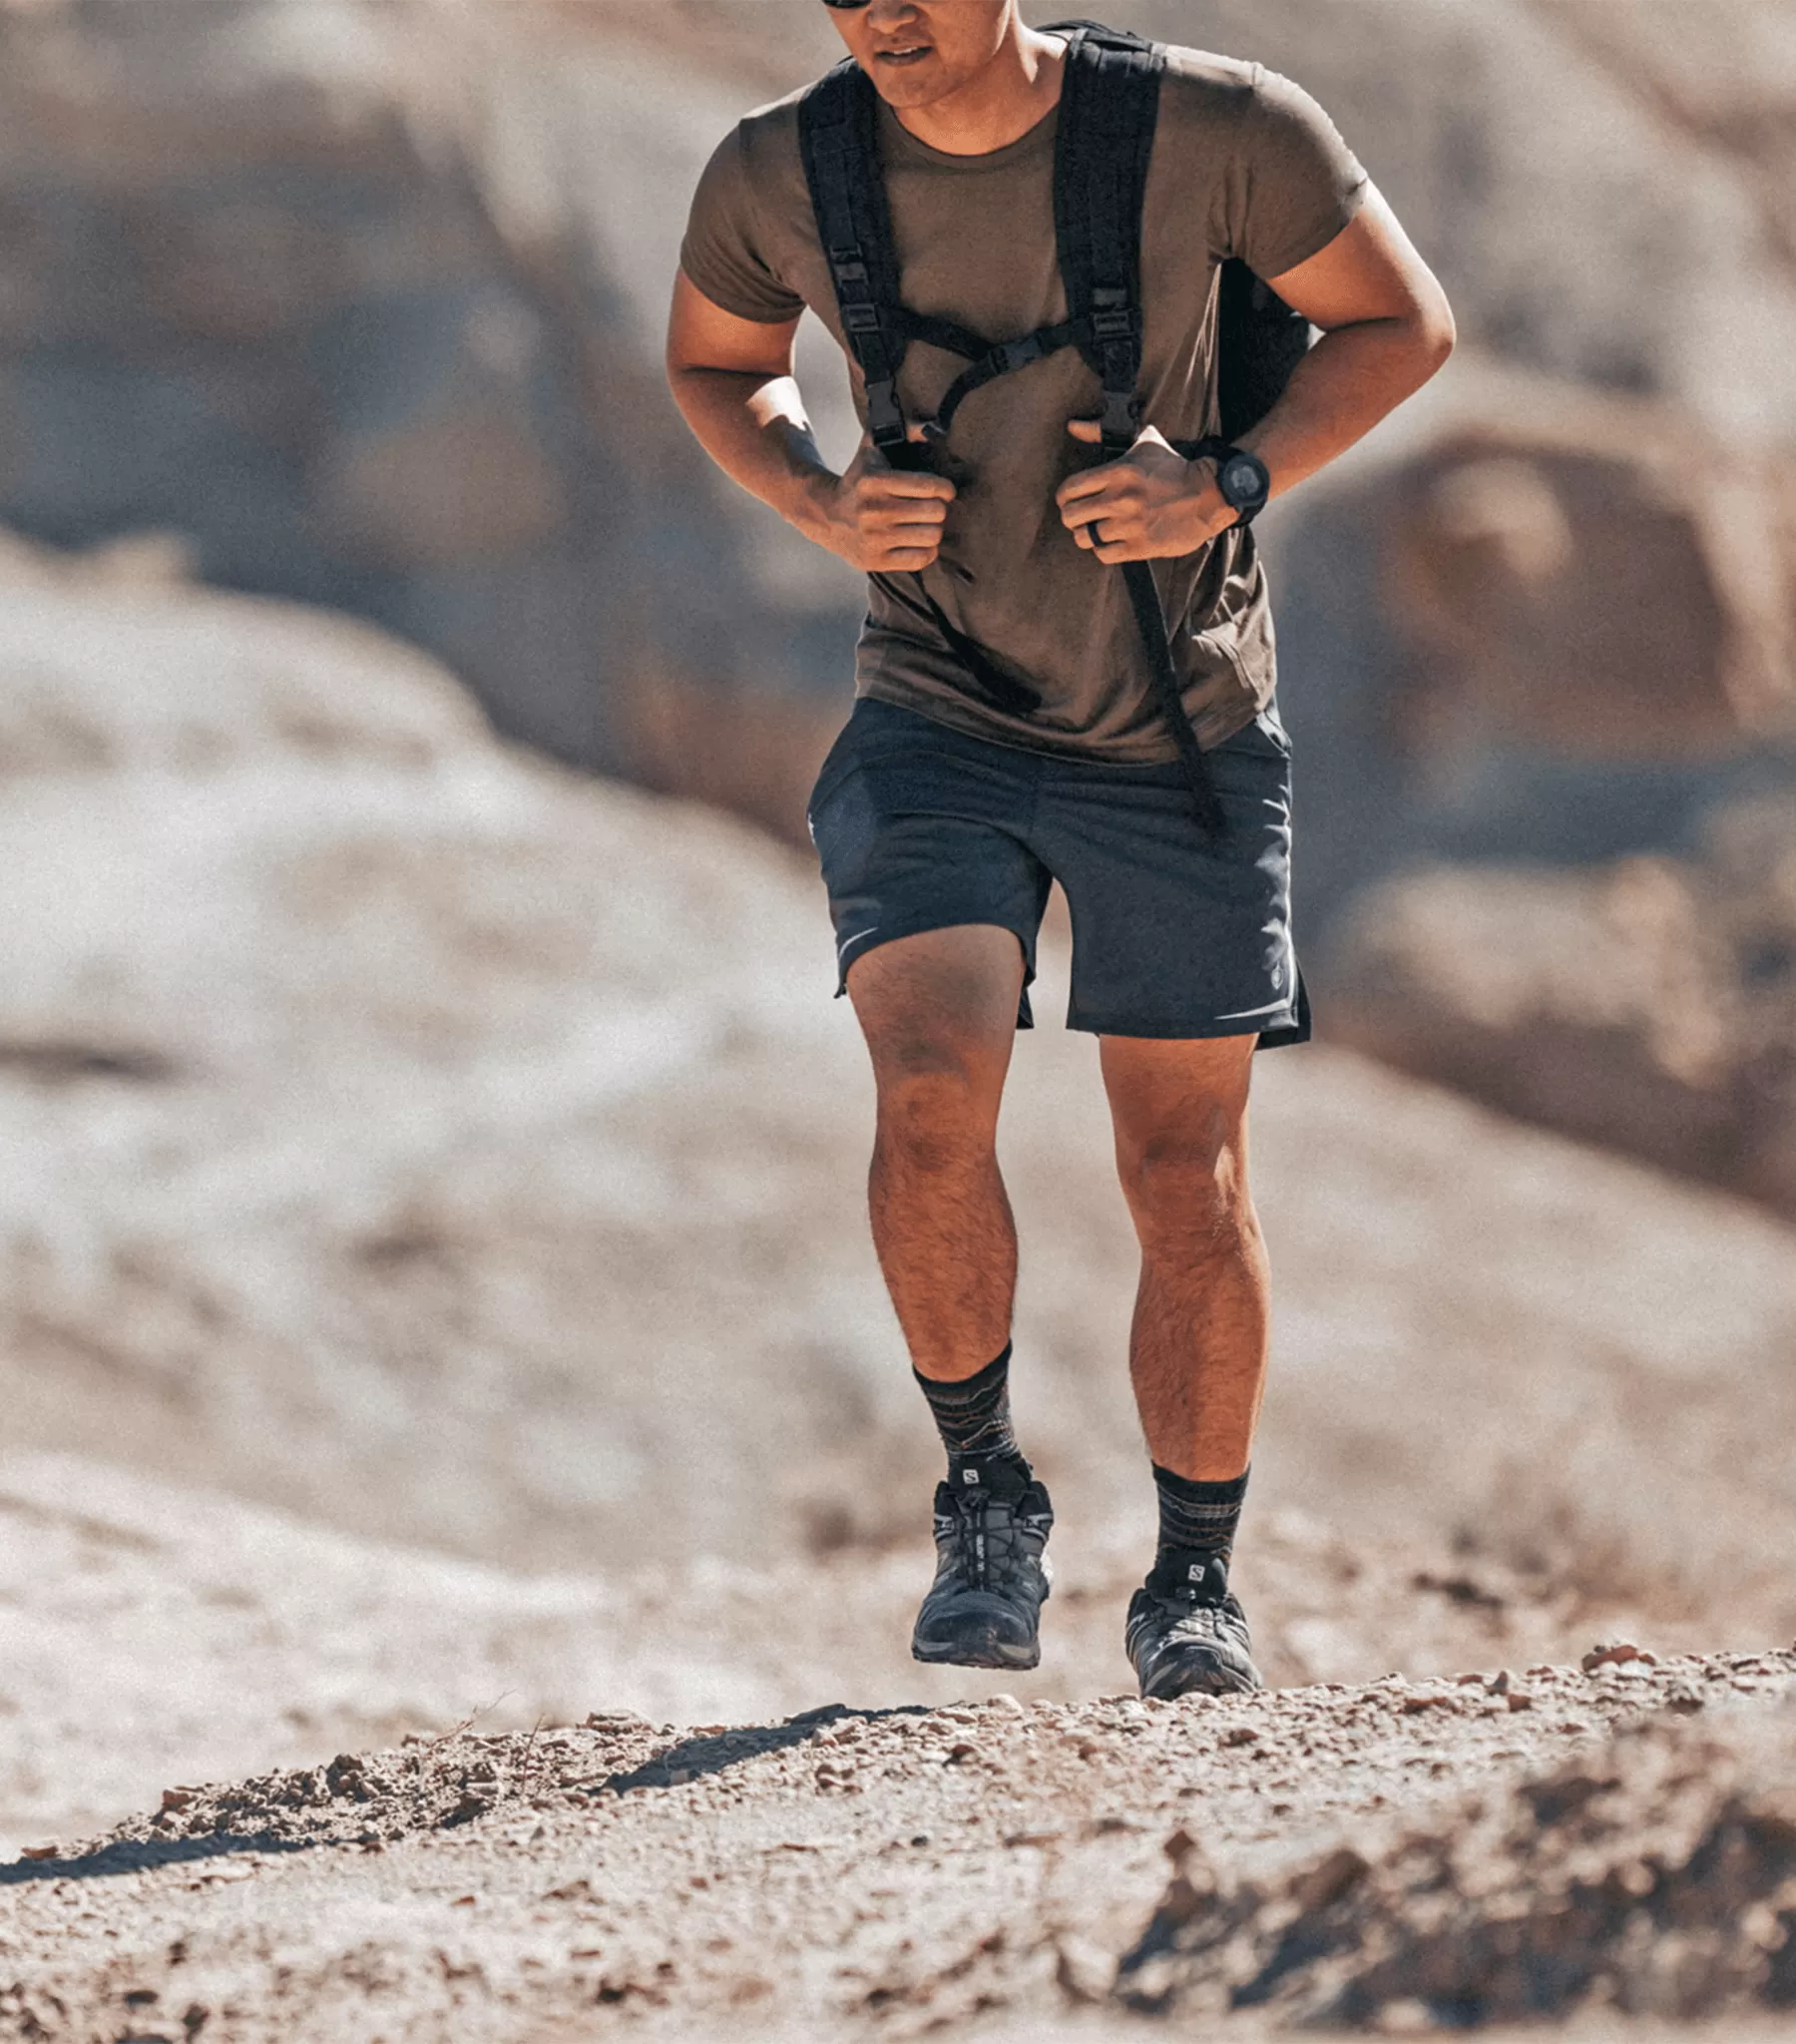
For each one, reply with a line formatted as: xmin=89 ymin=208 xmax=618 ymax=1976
xmin=1581 ymin=1642 xmax=1646 ymax=1673
xmin=1507 ymin=1690 xmax=1535 ymax=1712
xmin=19 ymin=1846 xmax=59 ymax=1861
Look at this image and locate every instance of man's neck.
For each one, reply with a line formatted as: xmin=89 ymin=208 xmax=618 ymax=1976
xmin=891 ymin=26 xmax=1066 ymax=157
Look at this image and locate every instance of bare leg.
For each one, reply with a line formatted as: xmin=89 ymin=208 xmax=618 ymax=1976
xmin=846 ymin=925 xmax=1025 ymax=1381
xmin=1100 ymin=1033 xmax=1268 ymax=1481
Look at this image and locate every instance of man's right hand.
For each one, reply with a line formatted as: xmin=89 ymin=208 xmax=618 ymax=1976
xmin=808 ymin=446 xmax=956 ymax=574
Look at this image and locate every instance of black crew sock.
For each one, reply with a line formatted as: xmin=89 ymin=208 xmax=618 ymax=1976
xmin=1151 ymin=1464 xmax=1249 ymax=1580
xmin=914 ymin=1344 xmax=1031 ymax=1489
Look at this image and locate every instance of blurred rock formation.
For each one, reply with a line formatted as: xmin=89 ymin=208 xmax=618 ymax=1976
xmin=0 ymin=0 xmax=857 ymax=804
xmin=1322 ymin=803 xmax=1796 ymax=1219
xmin=1386 ymin=418 xmax=1795 ymax=762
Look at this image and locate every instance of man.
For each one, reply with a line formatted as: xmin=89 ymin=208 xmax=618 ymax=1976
xmin=667 ymin=0 xmax=1454 ymax=1698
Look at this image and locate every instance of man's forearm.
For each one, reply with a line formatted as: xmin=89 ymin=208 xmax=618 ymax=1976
xmin=667 ymin=367 xmax=839 ymax=543
xmin=1242 ymin=314 xmax=1452 ymax=503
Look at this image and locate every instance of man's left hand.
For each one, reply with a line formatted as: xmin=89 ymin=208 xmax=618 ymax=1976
xmin=1056 ymin=420 xmax=1234 ymax=564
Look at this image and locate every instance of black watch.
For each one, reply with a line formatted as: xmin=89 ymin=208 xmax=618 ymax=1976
xmin=1211 ymin=444 xmax=1270 ymax=527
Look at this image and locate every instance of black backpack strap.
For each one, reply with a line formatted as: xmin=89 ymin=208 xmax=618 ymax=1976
xmin=1052 ymin=22 xmax=1161 ymax=447
xmin=799 ymin=58 xmax=1041 ymax=719
xmin=798 ymin=59 xmax=916 ymax=456
xmin=1051 ymin=24 xmax=1225 ymax=836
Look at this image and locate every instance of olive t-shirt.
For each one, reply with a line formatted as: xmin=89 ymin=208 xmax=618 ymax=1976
xmin=680 ymin=47 xmax=1367 ymax=761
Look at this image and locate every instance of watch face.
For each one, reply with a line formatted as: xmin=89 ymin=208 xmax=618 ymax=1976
xmin=1222 ymin=455 xmax=1266 ymax=505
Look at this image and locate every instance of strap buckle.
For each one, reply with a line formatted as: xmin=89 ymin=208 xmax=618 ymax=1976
xmin=1090 ymin=286 xmax=1139 ymax=345
xmin=1100 ymin=387 xmax=1141 ymax=448
xmin=841 ymin=302 xmax=882 ymax=335
xmin=865 ymin=377 xmax=907 ymax=444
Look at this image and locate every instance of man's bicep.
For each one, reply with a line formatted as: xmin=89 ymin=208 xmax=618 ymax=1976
xmin=667 ymin=269 xmax=803 ymax=378
xmin=1267 ymin=188 xmax=1454 ymax=339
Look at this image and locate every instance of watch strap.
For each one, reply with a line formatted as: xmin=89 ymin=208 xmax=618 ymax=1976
xmin=1172 ymin=435 xmax=1268 ymax=528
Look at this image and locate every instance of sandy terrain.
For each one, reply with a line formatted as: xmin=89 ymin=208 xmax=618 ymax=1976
xmin=6 ymin=1627 xmax=1794 ymax=2039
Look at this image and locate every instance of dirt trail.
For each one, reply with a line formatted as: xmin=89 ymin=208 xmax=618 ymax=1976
xmin=6 ymin=1653 xmax=1794 ymax=2040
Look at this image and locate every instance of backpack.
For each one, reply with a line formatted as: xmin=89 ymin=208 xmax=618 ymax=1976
xmin=796 ymin=19 xmax=1312 ymax=835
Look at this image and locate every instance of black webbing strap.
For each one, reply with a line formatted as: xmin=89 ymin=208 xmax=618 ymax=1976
xmin=798 ymin=59 xmax=913 ymax=454
xmin=893 ymin=308 xmax=998 ymax=364
xmin=1053 ymin=23 xmax=1158 ymax=444
xmin=1053 ymin=23 xmax=1226 ymax=836
xmin=925 ymin=317 xmax=1084 ymax=442
xmin=800 ymin=62 xmax=1042 ymax=717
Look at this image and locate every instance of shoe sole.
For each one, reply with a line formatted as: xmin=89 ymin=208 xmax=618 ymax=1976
xmin=911 ymin=1633 xmax=1041 ymax=1672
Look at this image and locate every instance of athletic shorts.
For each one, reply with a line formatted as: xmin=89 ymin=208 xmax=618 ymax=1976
xmin=805 ymin=696 xmax=1311 ymax=1046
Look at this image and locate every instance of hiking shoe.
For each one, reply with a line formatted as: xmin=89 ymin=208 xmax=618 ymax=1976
xmin=910 ymin=1462 xmax=1054 ymax=1671
xmin=1124 ymin=1551 xmax=1262 ymax=1700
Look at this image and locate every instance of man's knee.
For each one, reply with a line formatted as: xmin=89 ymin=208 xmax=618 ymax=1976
xmin=874 ymin=1051 xmax=999 ymax=1172
xmin=1116 ymin=1114 xmax=1253 ymax=1253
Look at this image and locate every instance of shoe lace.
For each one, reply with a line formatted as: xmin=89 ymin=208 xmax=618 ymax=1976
xmin=1155 ymin=1590 xmax=1243 ymax=1650
xmin=1166 ymin=1596 xmax=1227 ymax=1639
xmin=940 ymin=1489 xmax=1039 ymax=1594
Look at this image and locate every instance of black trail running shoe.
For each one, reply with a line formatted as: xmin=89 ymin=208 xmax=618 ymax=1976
xmin=1125 ymin=1550 xmax=1263 ymax=1700
xmin=910 ymin=1462 xmax=1054 ymax=1671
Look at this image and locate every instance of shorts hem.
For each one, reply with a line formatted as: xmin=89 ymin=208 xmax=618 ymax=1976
xmin=836 ymin=912 xmax=1040 ymax=999
xmin=1069 ymin=968 xmax=1312 ymax=1050
xmin=1067 ymin=1009 xmax=1303 ymax=1042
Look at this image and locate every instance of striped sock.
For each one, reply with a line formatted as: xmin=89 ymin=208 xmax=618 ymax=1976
xmin=1152 ymin=1464 xmax=1249 ymax=1563
xmin=914 ymin=1344 xmax=1029 ymax=1485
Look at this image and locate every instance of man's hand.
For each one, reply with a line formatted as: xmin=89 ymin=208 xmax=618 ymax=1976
xmin=1056 ymin=421 xmax=1234 ymax=565
xmin=806 ymin=445 xmax=957 ymax=574
xmin=668 ymin=272 xmax=960 ymax=573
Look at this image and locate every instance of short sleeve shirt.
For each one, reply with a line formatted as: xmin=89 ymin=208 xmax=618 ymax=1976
xmin=680 ymin=47 xmax=1367 ymax=761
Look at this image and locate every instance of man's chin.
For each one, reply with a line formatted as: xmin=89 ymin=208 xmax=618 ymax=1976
xmin=866 ymin=56 xmax=954 ymax=108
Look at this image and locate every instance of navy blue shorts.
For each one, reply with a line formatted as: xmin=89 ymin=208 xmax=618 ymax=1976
xmin=805 ymin=697 xmax=1311 ymax=1046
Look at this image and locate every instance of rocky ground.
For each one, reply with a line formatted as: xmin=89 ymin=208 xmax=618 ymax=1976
xmin=5 ymin=1643 xmax=1795 ymax=2040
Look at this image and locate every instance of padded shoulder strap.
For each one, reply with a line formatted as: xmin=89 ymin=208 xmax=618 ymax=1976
xmin=797 ymin=59 xmax=911 ymax=452
xmin=1050 ymin=21 xmax=1165 ymax=449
